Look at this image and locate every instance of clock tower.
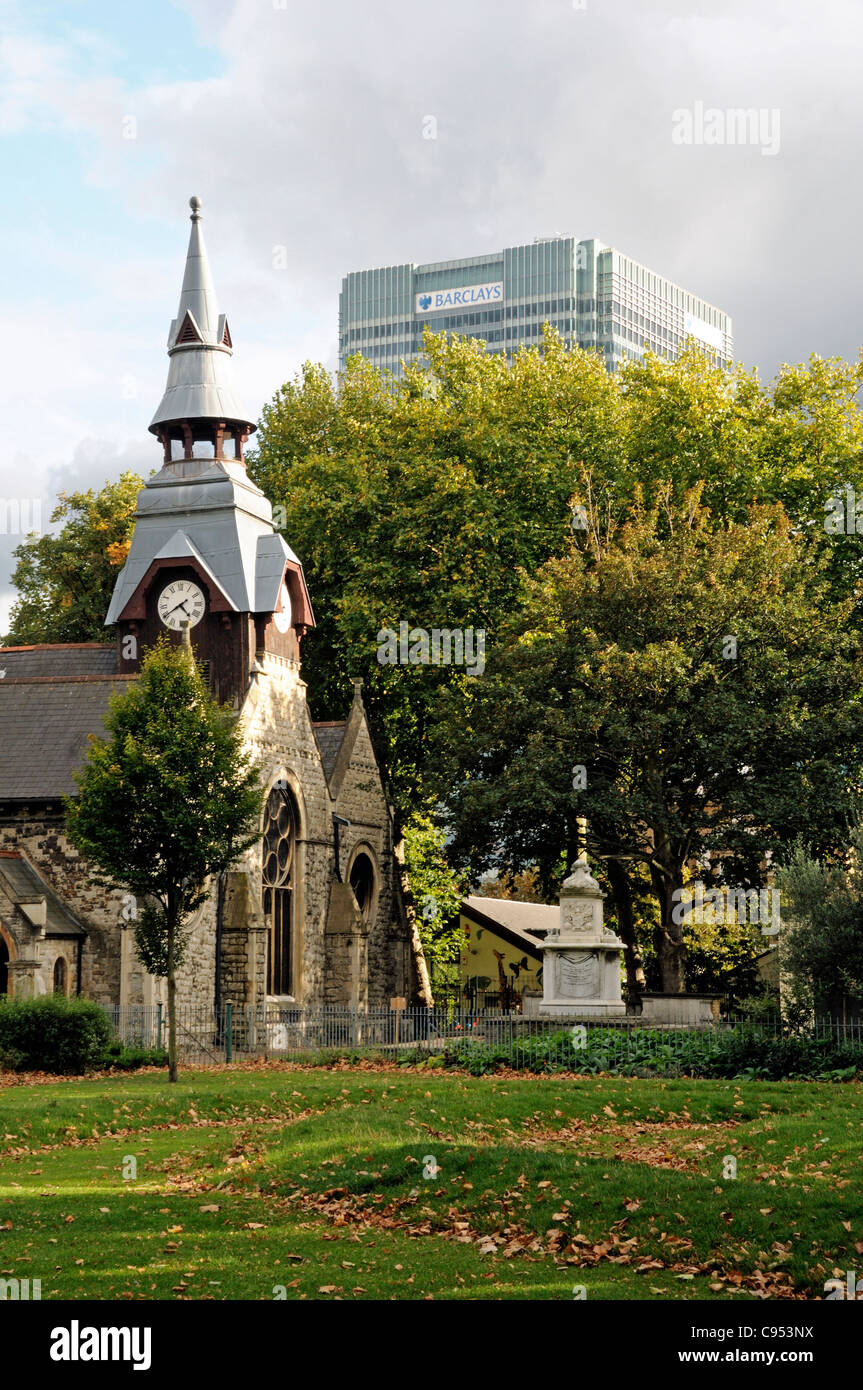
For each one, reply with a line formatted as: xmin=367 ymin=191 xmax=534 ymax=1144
xmin=105 ymin=196 xmax=313 ymax=702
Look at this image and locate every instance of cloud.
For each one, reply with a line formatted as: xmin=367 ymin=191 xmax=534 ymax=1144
xmin=2 ymin=0 xmax=863 ymax=613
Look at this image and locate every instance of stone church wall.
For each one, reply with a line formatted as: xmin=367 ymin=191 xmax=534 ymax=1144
xmin=0 ymin=809 xmax=124 ymax=1002
xmin=330 ymin=717 xmax=411 ymax=1007
xmin=0 ymin=654 xmax=418 ymax=1013
xmin=238 ymin=652 xmax=335 ymax=1005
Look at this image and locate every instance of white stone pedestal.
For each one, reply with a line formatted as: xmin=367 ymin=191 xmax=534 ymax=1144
xmin=539 ymin=856 xmax=625 ymax=1017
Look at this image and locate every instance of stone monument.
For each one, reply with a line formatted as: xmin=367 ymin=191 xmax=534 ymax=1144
xmin=539 ymin=856 xmax=625 ymax=1016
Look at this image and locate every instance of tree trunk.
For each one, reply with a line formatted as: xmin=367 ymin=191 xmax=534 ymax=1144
xmin=650 ymin=863 xmax=686 ymax=993
xmin=393 ymin=838 xmax=434 ymax=1006
xmin=604 ymin=858 xmax=647 ymax=1009
xmin=167 ymin=917 xmax=178 ymax=1083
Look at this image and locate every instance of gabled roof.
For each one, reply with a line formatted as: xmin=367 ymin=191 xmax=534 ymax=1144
xmin=148 ymin=529 xmax=238 ymax=610
xmin=461 ymin=895 xmax=558 ymax=959
xmin=0 ymin=850 xmax=85 ymax=936
xmin=312 ymin=681 xmax=369 ymax=798
xmin=0 ymin=675 xmax=136 ymax=800
xmin=313 ymin=722 xmax=348 ymax=783
xmin=255 ymin=534 xmax=314 ymax=624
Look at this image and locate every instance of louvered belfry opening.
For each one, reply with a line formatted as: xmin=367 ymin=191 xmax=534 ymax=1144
xmin=262 ymin=786 xmax=297 ymax=996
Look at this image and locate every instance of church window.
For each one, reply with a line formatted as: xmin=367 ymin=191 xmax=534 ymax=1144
xmin=349 ymin=852 xmax=376 ymax=922
xmin=53 ymin=956 xmax=67 ymax=996
xmin=262 ymin=786 xmax=298 ymax=995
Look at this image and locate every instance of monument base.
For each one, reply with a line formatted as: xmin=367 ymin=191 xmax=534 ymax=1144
xmin=536 ymin=999 xmax=626 ymax=1018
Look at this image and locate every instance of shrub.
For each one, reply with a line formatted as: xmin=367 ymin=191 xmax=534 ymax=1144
xmin=0 ymin=995 xmax=112 ymax=1073
xmin=434 ymin=1024 xmax=863 ymax=1080
xmin=103 ymin=1043 xmax=169 ymax=1071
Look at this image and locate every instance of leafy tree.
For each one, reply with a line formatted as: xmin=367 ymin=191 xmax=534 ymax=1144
xmin=477 ymin=866 xmax=549 ymax=903
xmin=776 ymin=828 xmax=863 ymax=1021
xmin=3 ymin=473 xmax=143 ymax=645
xmin=65 ymin=638 xmax=263 ymax=1081
xmin=441 ymin=490 xmax=863 ymax=993
xmin=247 ymin=332 xmax=622 ymax=820
xmin=248 ymin=335 xmax=863 ymax=840
xmin=681 ymin=904 xmax=764 ymax=999
xmin=402 ymin=812 xmax=464 ymax=986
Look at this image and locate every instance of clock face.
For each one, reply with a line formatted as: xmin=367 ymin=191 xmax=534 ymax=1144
xmin=157 ymin=579 xmax=206 ymax=631
xmin=272 ymin=581 xmax=292 ymax=634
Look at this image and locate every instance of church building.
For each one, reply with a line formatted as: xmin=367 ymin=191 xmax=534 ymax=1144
xmin=0 ymin=197 xmax=424 ymax=1015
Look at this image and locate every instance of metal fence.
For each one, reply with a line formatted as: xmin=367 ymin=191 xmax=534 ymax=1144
xmin=102 ymin=1003 xmax=863 ymax=1069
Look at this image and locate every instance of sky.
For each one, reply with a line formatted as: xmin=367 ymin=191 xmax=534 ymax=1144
xmin=1 ymin=0 xmax=862 ymax=632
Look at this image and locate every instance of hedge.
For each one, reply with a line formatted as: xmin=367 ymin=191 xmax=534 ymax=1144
xmin=0 ymin=995 xmax=113 ymax=1073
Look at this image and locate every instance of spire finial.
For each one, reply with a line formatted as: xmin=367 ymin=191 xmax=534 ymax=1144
xmin=189 ymin=195 xmax=202 ymax=221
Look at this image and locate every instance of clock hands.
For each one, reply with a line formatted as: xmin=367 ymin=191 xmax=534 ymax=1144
xmin=164 ymin=598 xmax=192 ymax=619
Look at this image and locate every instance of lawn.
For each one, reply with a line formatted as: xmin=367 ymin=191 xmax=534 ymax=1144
xmin=0 ymin=1064 xmax=860 ymax=1301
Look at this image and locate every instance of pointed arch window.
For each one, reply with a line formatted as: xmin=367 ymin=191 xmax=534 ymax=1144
xmin=262 ymin=785 xmax=298 ymax=996
xmin=53 ymin=956 xmax=67 ymax=996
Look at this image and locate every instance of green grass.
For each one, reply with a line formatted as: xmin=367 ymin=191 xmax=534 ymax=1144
xmin=1 ymin=1065 xmax=860 ymax=1301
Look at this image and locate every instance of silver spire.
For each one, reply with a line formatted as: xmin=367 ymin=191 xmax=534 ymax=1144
xmin=149 ymin=196 xmax=256 ymax=445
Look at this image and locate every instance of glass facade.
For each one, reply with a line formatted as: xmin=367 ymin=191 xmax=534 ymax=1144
xmin=338 ymin=238 xmax=733 ymax=378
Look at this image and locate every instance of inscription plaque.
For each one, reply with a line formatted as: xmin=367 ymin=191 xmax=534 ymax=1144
xmin=558 ymin=950 xmax=600 ymax=998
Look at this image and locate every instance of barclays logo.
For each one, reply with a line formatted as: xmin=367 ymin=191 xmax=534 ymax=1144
xmin=415 ymin=280 xmax=504 ymax=315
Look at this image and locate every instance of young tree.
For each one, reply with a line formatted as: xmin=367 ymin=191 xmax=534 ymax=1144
xmin=4 ymin=473 xmax=143 ymax=645
xmin=401 ymin=812 xmax=465 ymax=992
xmin=441 ymin=491 xmax=863 ymax=993
xmin=65 ymin=637 xmax=263 ymax=1081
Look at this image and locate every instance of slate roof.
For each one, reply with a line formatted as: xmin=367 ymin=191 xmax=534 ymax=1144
xmin=0 ymin=850 xmax=85 ymax=936
xmin=0 ymin=675 xmax=136 ymax=800
xmin=0 ymin=644 xmax=117 ymax=678
xmin=313 ymin=722 xmax=347 ymax=782
xmin=103 ymin=466 xmax=307 ymax=624
xmin=461 ymin=895 xmax=559 ymax=956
